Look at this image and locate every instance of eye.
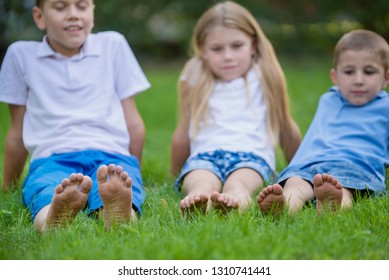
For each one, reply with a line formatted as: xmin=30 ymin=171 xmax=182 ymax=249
xmin=77 ymin=1 xmax=89 ymax=10
xmin=364 ymin=68 xmax=378 ymax=75
xmin=343 ymin=69 xmax=354 ymax=75
xmin=232 ymin=43 xmax=243 ymax=49
xmin=53 ymin=3 xmax=66 ymax=10
xmin=211 ymin=47 xmax=222 ymax=52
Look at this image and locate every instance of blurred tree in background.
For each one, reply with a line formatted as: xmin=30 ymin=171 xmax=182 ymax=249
xmin=1 ymin=0 xmax=389 ymax=63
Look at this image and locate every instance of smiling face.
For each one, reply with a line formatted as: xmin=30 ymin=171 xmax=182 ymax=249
xmin=33 ymin=0 xmax=95 ymax=57
xmin=330 ymin=49 xmax=389 ymax=106
xmin=201 ymin=25 xmax=255 ymax=82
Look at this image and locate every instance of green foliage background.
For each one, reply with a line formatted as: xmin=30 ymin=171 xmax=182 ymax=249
xmin=1 ymin=0 xmax=389 ymax=62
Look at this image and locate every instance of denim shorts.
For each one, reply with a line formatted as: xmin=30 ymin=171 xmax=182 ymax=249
xmin=175 ymin=149 xmax=276 ymax=192
xmin=278 ymin=161 xmax=386 ymax=195
xmin=22 ymin=150 xmax=145 ymax=220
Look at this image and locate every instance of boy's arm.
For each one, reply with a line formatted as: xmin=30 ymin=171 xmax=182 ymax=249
xmin=280 ymin=119 xmax=301 ymax=163
xmin=121 ymin=97 xmax=145 ymax=166
xmin=2 ymin=104 xmax=28 ymax=191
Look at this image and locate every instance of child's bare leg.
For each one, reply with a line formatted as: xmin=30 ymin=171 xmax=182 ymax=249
xmin=34 ymin=173 xmax=92 ymax=232
xmin=313 ymin=173 xmax=343 ymax=214
xmin=216 ymin=168 xmax=263 ymax=213
xmin=283 ymin=177 xmax=315 ymax=214
xmin=257 ymin=184 xmax=285 ymax=215
xmin=341 ymin=188 xmax=353 ymax=209
xmin=97 ymin=164 xmax=135 ymax=229
xmin=180 ymin=169 xmax=221 ymax=215
xmin=258 ymin=177 xmax=314 ymax=215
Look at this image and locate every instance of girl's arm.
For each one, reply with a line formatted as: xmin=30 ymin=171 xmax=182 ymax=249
xmin=171 ymin=119 xmax=190 ymax=177
xmin=170 ymin=80 xmax=191 ymax=177
xmin=121 ymin=97 xmax=145 ymax=166
xmin=2 ymin=105 xmax=28 ymax=191
xmin=280 ymin=119 xmax=301 ymax=163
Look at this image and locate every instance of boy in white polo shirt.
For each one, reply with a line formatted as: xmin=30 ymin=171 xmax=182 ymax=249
xmin=0 ymin=0 xmax=150 ymax=232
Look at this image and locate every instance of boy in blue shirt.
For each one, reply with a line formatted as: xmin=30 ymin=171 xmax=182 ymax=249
xmin=257 ymin=29 xmax=389 ymax=215
xmin=0 ymin=0 xmax=150 ymax=231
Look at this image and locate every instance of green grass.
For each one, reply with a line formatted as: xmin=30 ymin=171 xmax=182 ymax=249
xmin=0 ymin=56 xmax=388 ymax=260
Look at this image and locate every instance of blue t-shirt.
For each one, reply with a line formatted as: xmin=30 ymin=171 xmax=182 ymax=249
xmin=280 ymin=86 xmax=389 ymax=185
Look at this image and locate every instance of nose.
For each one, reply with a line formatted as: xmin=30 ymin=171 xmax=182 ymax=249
xmin=67 ymin=5 xmax=79 ymax=19
xmin=354 ymin=71 xmax=364 ymax=86
xmin=223 ymin=48 xmax=233 ymax=60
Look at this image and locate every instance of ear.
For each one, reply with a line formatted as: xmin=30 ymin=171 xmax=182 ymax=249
xmin=382 ymin=71 xmax=389 ymax=89
xmin=251 ymin=40 xmax=256 ymax=57
xmin=91 ymin=3 xmax=96 ymax=29
xmin=330 ymin=68 xmax=337 ymax=85
xmin=32 ymin=6 xmax=46 ymax=31
xmin=200 ymin=46 xmax=208 ymax=61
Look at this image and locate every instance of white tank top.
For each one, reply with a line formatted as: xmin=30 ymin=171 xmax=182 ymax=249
xmin=189 ymin=68 xmax=275 ymax=169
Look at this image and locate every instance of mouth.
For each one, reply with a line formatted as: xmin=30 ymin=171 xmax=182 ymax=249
xmin=223 ymin=65 xmax=236 ymax=70
xmin=350 ymin=89 xmax=368 ymax=95
xmin=65 ymin=26 xmax=82 ymax=32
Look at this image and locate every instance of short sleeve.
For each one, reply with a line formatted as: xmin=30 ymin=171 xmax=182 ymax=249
xmin=112 ymin=34 xmax=150 ymax=100
xmin=0 ymin=44 xmax=28 ymax=105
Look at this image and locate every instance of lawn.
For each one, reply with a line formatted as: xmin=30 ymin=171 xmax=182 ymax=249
xmin=0 ymin=55 xmax=388 ymax=261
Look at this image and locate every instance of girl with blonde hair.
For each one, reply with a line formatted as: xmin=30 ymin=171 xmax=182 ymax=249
xmin=171 ymin=1 xmax=300 ymax=214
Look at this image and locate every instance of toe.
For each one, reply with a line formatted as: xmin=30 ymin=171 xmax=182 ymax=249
xmin=61 ymin=178 xmax=70 ymax=188
xmin=107 ymin=164 xmax=116 ymax=177
xmin=120 ymin=171 xmax=129 ymax=181
xmin=125 ymin=177 xmax=132 ymax=188
xmin=54 ymin=184 xmax=64 ymax=194
xmin=80 ymin=176 xmax=92 ymax=194
xmin=97 ymin=165 xmax=109 ymax=184
xmin=115 ymin=165 xmax=123 ymax=176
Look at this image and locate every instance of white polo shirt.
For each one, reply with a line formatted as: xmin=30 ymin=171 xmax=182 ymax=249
xmin=0 ymin=31 xmax=150 ymax=160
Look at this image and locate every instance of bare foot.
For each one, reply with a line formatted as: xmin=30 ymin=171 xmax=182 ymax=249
xmin=97 ymin=164 xmax=134 ymax=229
xmin=314 ymin=173 xmax=343 ymax=214
xmin=179 ymin=193 xmax=209 ymax=215
xmin=210 ymin=191 xmax=239 ymax=213
xmin=45 ymin=173 xmax=91 ymax=230
xmin=257 ymin=184 xmax=285 ymax=216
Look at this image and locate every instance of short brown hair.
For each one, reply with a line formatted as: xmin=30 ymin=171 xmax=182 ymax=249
xmin=333 ymin=29 xmax=389 ymax=72
xmin=35 ymin=0 xmax=44 ymax=8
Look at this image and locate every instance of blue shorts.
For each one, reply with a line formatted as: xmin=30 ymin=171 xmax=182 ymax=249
xmin=175 ymin=149 xmax=276 ymax=192
xmin=278 ymin=161 xmax=386 ymax=195
xmin=22 ymin=150 xmax=145 ymax=220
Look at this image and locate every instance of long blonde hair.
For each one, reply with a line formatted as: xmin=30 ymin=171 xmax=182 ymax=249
xmin=178 ymin=1 xmax=294 ymax=149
